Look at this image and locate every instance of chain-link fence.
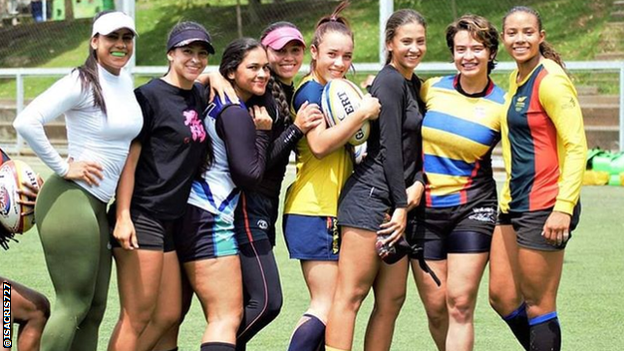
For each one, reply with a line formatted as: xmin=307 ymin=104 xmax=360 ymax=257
xmin=2 ymin=0 xmax=621 ymax=67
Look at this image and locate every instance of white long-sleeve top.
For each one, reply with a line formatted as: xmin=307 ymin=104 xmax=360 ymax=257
xmin=14 ymin=65 xmax=143 ymax=202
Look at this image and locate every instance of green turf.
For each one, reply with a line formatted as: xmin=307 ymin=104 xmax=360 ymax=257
xmin=1 ymin=157 xmax=623 ymax=350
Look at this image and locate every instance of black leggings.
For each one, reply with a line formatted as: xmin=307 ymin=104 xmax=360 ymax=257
xmin=236 ymin=239 xmax=282 ymax=350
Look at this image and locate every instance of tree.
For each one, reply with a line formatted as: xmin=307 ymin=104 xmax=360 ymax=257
xmin=450 ymin=0 xmax=457 ymax=19
xmin=248 ymin=0 xmax=261 ymax=24
xmin=64 ymin=0 xmax=74 ymax=20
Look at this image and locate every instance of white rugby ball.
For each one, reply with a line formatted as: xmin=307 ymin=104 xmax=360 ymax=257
xmin=321 ymin=78 xmax=370 ymax=146
xmin=0 ymin=160 xmax=39 ymax=234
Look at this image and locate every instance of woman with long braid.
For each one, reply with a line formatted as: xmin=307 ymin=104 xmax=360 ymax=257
xmin=233 ymin=22 xmax=323 ymax=350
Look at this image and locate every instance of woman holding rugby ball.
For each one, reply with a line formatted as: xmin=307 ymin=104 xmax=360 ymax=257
xmin=282 ymin=1 xmax=380 ymax=350
xmin=489 ymin=7 xmax=586 ymax=351
xmin=108 ymin=21 xmax=213 ymax=351
xmin=410 ymin=15 xmax=504 ymax=351
xmin=14 ymin=11 xmax=141 ymax=350
xmin=325 ymin=9 xmax=427 ymax=351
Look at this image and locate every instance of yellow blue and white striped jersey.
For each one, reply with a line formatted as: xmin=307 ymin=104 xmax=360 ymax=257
xmin=421 ymin=75 xmax=504 ymax=208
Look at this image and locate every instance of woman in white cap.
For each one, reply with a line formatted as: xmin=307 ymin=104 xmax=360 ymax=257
xmin=13 ymin=10 xmax=141 ymax=351
xmin=107 ymin=21 xmax=214 ymax=351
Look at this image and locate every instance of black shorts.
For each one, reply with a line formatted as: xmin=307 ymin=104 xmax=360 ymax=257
xmin=498 ymin=202 xmax=581 ymax=251
xmin=338 ymin=178 xmax=392 ymax=232
xmin=234 ymin=191 xmax=279 ymax=246
xmin=408 ymin=198 xmax=497 ymax=241
xmin=108 ymin=204 xmax=176 ymax=252
xmin=175 ymin=204 xmax=238 ymax=263
xmin=415 ymin=232 xmax=493 ymax=260
xmin=406 ymin=198 xmax=496 ymax=260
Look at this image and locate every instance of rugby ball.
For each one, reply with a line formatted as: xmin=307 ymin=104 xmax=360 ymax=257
xmin=321 ymin=78 xmax=370 ymax=146
xmin=0 ymin=160 xmax=39 ymax=233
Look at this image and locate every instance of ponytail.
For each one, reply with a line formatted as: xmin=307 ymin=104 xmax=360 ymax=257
xmin=540 ymin=41 xmax=566 ymax=69
xmin=75 ymin=10 xmax=122 ymax=115
xmin=309 ymin=1 xmax=353 ymax=73
xmin=76 ymin=42 xmax=107 ymax=114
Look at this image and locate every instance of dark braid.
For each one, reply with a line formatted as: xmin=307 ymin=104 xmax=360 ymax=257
xmin=75 ymin=10 xmax=120 ymax=115
xmin=268 ymin=75 xmax=291 ymax=126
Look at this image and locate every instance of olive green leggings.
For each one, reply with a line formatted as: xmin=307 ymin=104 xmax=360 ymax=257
xmin=35 ymin=175 xmax=111 ymax=351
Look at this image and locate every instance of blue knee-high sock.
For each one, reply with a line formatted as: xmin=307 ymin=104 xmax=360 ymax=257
xmin=288 ymin=314 xmax=326 ymax=351
xmin=529 ymin=312 xmax=561 ymax=351
xmin=200 ymin=342 xmax=235 ymax=351
xmin=502 ymin=302 xmax=530 ymax=350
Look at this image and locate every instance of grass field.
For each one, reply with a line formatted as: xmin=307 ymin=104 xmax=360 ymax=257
xmin=1 ymin=157 xmax=623 ymax=350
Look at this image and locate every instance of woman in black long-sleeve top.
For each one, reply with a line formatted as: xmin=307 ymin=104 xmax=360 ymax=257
xmin=325 ymin=9 xmax=428 ymax=351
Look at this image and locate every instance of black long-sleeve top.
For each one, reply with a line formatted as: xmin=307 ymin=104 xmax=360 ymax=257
xmin=352 ymin=65 xmax=425 ymax=208
xmin=216 ymin=103 xmax=271 ymax=189
xmin=245 ymin=80 xmax=304 ymax=198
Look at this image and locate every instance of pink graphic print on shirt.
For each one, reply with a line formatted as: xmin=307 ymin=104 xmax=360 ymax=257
xmin=183 ymin=110 xmax=206 ymax=142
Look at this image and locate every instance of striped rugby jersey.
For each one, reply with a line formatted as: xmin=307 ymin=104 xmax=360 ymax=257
xmin=499 ymin=59 xmax=587 ymax=215
xmin=421 ymin=75 xmax=504 ymax=208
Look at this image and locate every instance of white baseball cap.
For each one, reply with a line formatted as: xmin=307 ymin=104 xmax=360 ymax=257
xmin=91 ymin=11 xmax=137 ymax=37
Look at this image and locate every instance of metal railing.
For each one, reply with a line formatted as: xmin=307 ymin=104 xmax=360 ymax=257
xmin=1 ymin=60 xmax=623 ymax=154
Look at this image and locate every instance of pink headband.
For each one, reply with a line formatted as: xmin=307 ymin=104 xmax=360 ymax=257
xmin=261 ymin=26 xmax=306 ymax=50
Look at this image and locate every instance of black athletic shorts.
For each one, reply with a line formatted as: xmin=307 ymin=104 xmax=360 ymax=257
xmin=406 ymin=198 xmax=496 ymax=260
xmin=414 ymin=232 xmax=493 ymax=260
xmin=108 ymin=204 xmax=176 ymax=252
xmin=409 ymin=198 xmax=497 ymax=240
xmin=234 ymin=191 xmax=279 ymax=246
xmin=338 ymin=178 xmax=392 ymax=232
xmin=498 ymin=202 xmax=581 ymax=251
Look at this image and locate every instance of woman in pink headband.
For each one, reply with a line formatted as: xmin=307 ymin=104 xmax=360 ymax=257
xmin=230 ymin=22 xmax=325 ymax=351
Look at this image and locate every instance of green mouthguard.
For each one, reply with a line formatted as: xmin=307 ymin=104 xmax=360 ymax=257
xmin=111 ymin=52 xmax=126 ymax=57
